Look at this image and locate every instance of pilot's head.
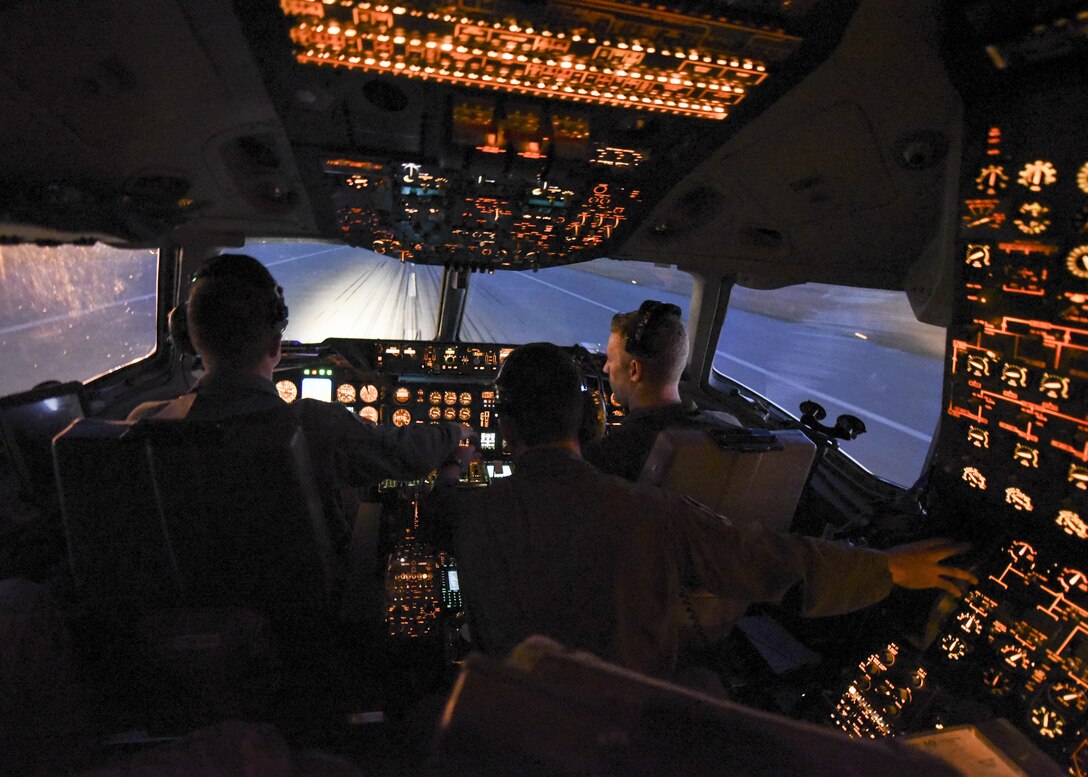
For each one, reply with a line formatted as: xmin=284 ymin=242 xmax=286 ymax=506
xmin=604 ymin=300 xmax=687 ymax=407
xmin=495 ymin=342 xmax=584 ymax=454
xmin=186 ymin=253 xmax=289 ymax=373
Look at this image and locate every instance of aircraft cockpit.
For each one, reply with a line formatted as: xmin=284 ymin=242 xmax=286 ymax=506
xmin=1 ymin=0 xmax=1087 ymax=774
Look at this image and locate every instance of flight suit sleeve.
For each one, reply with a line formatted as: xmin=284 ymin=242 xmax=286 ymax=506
xmin=664 ymin=492 xmax=894 ymax=616
xmin=302 ymin=400 xmax=462 ymax=485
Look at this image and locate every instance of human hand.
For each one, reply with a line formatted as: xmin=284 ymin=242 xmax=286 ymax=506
xmin=886 ymin=538 xmax=978 ymax=597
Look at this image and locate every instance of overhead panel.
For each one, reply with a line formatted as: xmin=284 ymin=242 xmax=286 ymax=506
xmin=275 ymin=0 xmax=805 ymax=270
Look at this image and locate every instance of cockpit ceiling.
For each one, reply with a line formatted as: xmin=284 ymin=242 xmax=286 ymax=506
xmin=0 ymin=0 xmax=837 ymax=249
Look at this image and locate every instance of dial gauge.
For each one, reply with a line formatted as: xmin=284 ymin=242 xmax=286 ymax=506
xmin=981 ymin=667 xmax=1011 ymax=696
xmin=336 ymin=383 xmax=356 ymax=403
xmin=359 ymin=384 xmax=379 ymax=403
xmin=359 ymin=406 xmax=379 ymax=423
xmin=443 ymin=407 xmax=457 ymax=421
xmin=458 ymin=407 xmax=472 ymax=421
xmin=393 ymin=387 xmax=411 ymax=404
xmin=276 ymin=380 xmax=298 ymax=403
xmin=459 ymin=391 xmax=473 ymax=406
xmin=965 ymin=244 xmax=990 ymax=268
xmin=940 ymin=634 xmax=968 ymax=661
xmin=999 ymin=643 xmax=1032 ymax=670
xmin=1048 ymin=682 xmax=1087 ymax=711
xmin=428 ymin=407 xmax=442 ymax=420
xmin=1017 ymin=160 xmax=1057 ymax=191
xmin=1030 ymin=705 xmax=1064 ymax=739
xmin=1067 ymin=246 xmax=1088 ymax=279
xmin=956 ymin=611 xmax=984 ymax=635
xmin=444 ymin=391 xmax=458 ymax=406
xmin=429 ymin=391 xmax=443 ymax=405
xmin=392 ymin=409 xmax=412 ymax=427
xmin=1077 ymin=161 xmax=1088 ymax=194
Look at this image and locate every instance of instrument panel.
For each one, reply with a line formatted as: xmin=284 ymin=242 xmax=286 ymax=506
xmin=832 ymin=541 xmax=1088 ymax=774
xmin=833 ymin=35 xmax=1088 ymax=775
xmin=272 ymin=340 xmax=517 ymax=458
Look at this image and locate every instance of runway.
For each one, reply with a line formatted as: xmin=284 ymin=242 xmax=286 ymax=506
xmin=1 ymin=242 xmax=945 ymax=485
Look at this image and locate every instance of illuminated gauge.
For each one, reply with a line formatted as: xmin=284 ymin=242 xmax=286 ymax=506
xmin=444 ymin=391 xmax=458 ymax=406
xmin=429 ymin=391 xmax=443 ymax=405
xmin=1013 ymin=444 xmax=1039 ymax=469
xmin=458 ymin=407 xmax=472 ymax=421
xmin=443 ymin=407 xmax=457 ymax=421
xmin=965 ymin=354 xmax=991 ymax=377
xmin=428 ymin=406 xmax=442 ymax=420
xmin=967 ymin=426 xmax=989 ymax=448
xmin=1066 ymin=246 xmax=1088 ymax=279
xmin=1058 ymin=568 xmax=1087 ymax=593
xmin=392 ymin=409 xmax=412 ymax=427
xmin=956 ymin=611 xmax=983 ymax=635
xmin=1005 ymin=487 xmax=1034 ymax=511
xmin=1048 ymin=682 xmax=1087 ymax=712
xmin=1056 ymin=510 xmax=1088 ymax=539
xmin=981 ymin=667 xmax=1012 ymax=697
xmin=1017 ymin=160 xmax=1057 ymax=191
xmin=610 ymin=393 xmax=623 ymax=408
xmin=359 ymin=406 xmax=379 ymax=423
xmin=459 ymin=391 xmax=473 ymax=406
xmin=1001 ymin=364 xmax=1028 ymax=388
xmin=965 ymin=244 xmax=990 ymax=268
xmin=359 ymin=384 xmax=378 ymax=403
xmin=999 ymin=643 xmax=1032 ymax=670
xmin=975 ymin=164 xmax=1008 ymax=194
xmin=1039 ymin=374 xmax=1069 ymax=400
xmin=940 ymin=634 xmax=969 ymax=661
xmin=276 ymin=380 xmax=298 ymax=403
xmin=1069 ymin=465 xmax=1088 ymax=491
xmin=1078 ymin=161 xmax=1088 ymax=194
xmin=336 ymin=383 xmax=356 ymax=404
xmin=393 ymin=387 xmax=411 ymax=404
xmin=1030 ymin=705 xmax=1065 ymax=739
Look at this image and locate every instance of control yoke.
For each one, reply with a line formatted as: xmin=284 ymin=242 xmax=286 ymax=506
xmin=798 ymin=400 xmax=867 ymax=441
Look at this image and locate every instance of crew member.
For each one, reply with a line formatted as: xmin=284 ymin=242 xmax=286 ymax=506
xmin=583 ymin=300 xmax=726 ymax=480
xmin=428 ymin=343 xmax=975 ymax=679
xmin=129 ymin=253 xmax=470 ymax=547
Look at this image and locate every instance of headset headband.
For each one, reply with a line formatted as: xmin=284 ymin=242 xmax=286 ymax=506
xmin=625 ymin=300 xmax=681 ymax=359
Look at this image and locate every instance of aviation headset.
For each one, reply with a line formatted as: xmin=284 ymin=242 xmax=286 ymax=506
xmin=494 ymin=343 xmax=604 ymax=444
xmin=624 ymin=299 xmax=683 ymax=360
xmin=168 ymin=254 xmax=289 ymax=357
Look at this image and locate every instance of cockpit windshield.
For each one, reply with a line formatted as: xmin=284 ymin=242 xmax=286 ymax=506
xmin=0 ymin=244 xmax=158 ymax=397
xmin=244 ymin=240 xmax=692 ymax=347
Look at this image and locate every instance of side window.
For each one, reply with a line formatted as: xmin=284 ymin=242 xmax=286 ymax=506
xmin=715 ymin=283 xmax=946 ymax=487
xmin=0 ymin=244 xmax=158 ymax=397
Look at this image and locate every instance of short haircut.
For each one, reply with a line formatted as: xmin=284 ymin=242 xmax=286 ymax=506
xmin=187 ymin=254 xmax=287 ymax=369
xmin=495 ymin=343 xmax=584 ymax=446
xmin=611 ymin=301 xmax=688 ymax=384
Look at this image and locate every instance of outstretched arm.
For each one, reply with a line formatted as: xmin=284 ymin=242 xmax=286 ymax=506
xmin=886 ymin=538 xmax=978 ymax=596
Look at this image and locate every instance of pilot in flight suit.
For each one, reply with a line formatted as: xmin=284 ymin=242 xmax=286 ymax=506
xmin=129 ymin=253 xmax=469 ymax=548
xmin=427 ymin=343 xmax=974 ymax=679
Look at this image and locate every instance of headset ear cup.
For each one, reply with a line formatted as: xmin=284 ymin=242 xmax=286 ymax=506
xmin=168 ymin=302 xmax=196 ymax=356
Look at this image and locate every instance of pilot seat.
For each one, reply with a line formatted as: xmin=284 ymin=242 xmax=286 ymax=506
xmin=53 ymin=408 xmax=344 ymax=730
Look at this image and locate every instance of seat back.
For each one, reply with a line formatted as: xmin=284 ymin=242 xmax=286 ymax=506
xmin=54 ymin=410 xmax=335 ymax=613
xmin=639 ymin=427 xmax=817 ymax=532
xmin=54 ymin=418 xmax=181 ymax=613
xmin=137 ymin=410 xmax=336 ymax=610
